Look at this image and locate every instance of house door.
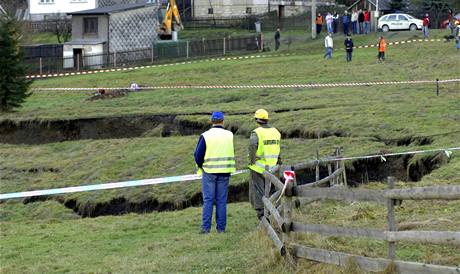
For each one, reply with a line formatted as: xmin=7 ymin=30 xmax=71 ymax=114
xmin=73 ymin=48 xmax=83 ymax=70
xmin=278 ymin=5 xmax=284 ymax=18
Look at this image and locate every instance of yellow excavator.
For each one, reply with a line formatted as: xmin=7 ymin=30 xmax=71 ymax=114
xmin=158 ymin=0 xmax=184 ymax=40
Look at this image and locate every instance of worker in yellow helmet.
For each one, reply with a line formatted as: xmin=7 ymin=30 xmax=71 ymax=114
xmin=248 ymin=109 xmax=281 ymax=220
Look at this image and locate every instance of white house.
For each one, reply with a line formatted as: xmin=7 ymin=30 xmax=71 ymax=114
xmin=28 ymin=0 xmax=97 ymax=20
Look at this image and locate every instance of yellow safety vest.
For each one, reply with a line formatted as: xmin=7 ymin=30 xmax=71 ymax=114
xmin=201 ymin=127 xmax=236 ymax=174
xmin=249 ymin=127 xmax=281 ymax=174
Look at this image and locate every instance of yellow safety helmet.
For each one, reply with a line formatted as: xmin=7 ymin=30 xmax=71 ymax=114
xmin=254 ymin=109 xmax=269 ymax=120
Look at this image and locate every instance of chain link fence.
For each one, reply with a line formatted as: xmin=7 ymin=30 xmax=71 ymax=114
xmin=23 ymin=34 xmax=262 ymax=75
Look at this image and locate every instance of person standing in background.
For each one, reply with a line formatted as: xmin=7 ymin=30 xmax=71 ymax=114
xmin=316 ymin=13 xmax=324 ymax=35
xmin=358 ymin=9 xmax=364 ymax=34
xmin=351 ymin=9 xmax=358 ymax=34
xmin=342 ymin=10 xmax=350 ymax=35
xmin=326 ymin=12 xmax=334 ymax=34
xmin=324 ymin=33 xmax=333 ymax=59
xmin=344 ymin=33 xmax=354 ymax=62
xmin=422 ymin=13 xmax=430 ymax=39
xmin=333 ymin=11 xmax=339 ymax=34
xmin=378 ymin=36 xmax=387 ymax=62
xmin=364 ymin=9 xmax=370 ymax=34
xmin=274 ymin=28 xmax=281 ymax=51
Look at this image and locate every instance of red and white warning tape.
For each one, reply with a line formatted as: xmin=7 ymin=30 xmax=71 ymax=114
xmin=32 ymin=78 xmax=460 ymax=92
xmin=1 ymin=146 xmax=458 ymax=200
xmin=25 ymin=53 xmax=294 ymax=80
xmin=25 ymin=38 xmax=446 ymax=80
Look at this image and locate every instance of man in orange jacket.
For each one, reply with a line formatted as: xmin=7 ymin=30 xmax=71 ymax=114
xmin=378 ymin=36 xmax=386 ymax=62
xmin=316 ymin=13 xmax=324 ymax=35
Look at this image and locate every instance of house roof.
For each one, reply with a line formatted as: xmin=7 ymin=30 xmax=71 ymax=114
xmin=68 ymin=3 xmax=153 ymax=16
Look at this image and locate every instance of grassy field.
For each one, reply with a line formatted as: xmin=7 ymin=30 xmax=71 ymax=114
xmin=1 ymin=29 xmax=460 ymax=273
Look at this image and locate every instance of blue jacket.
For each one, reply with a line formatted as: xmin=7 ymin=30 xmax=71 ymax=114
xmin=343 ymin=15 xmax=350 ymax=24
xmin=344 ymin=38 xmax=354 ymax=52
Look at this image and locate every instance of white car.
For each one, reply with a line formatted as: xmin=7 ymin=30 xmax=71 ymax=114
xmin=378 ymin=13 xmax=423 ymax=32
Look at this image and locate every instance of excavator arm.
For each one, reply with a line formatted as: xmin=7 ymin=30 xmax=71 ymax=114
xmin=159 ymin=0 xmax=183 ymax=39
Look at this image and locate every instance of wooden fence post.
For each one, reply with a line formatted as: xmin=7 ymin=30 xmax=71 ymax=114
xmin=315 ymin=149 xmax=320 ymax=184
xmin=39 ymin=57 xmax=43 ymax=75
xmin=151 ymin=44 xmax=154 ymax=63
xmin=341 ymin=160 xmax=348 ymax=186
xmin=114 ymin=51 xmax=117 ymax=67
xmin=282 ymin=172 xmax=295 ymax=244
xmin=186 ymin=40 xmax=189 ymax=59
xmin=223 ymin=37 xmax=226 ymax=56
xmin=387 ymin=176 xmax=396 ymax=260
xmin=264 ymin=166 xmax=271 ymax=219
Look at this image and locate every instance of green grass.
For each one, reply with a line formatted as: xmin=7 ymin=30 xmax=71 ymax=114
xmin=21 ymin=32 xmax=61 ymax=45
xmin=1 ymin=29 xmax=459 ymax=273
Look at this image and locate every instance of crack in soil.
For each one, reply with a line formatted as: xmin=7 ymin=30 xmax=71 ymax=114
xmin=0 ymin=114 xmax=351 ymax=144
xmin=19 ymin=153 xmax=448 ymax=218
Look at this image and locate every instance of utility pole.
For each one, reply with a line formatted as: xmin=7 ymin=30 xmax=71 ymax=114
xmin=375 ymin=0 xmax=379 ymax=32
xmin=311 ymin=0 xmax=317 ymax=39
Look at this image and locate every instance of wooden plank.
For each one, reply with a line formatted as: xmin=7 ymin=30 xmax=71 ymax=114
xmin=269 ymin=190 xmax=281 ymax=204
xmin=385 ymin=185 xmax=460 ymax=200
xmin=291 ymin=222 xmax=386 ymax=240
xmin=387 ymin=231 xmax=460 ymax=246
xmin=263 ymin=171 xmax=284 ymax=191
xmin=264 ymin=176 xmax=271 ymax=218
xmin=293 ymin=186 xmax=386 ymax=205
xmin=297 ymin=197 xmax=322 ymax=206
xmin=293 ymin=244 xmax=460 ymax=274
xmin=387 ymin=176 xmax=397 ymax=260
xmin=262 ymin=196 xmax=284 ymax=231
xmin=261 ymin=217 xmax=285 ymax=256
xmin=341 ymin=160 xmax=348 ymax=186
xmin=282 ymin=178 xmax=294 ymax=241
xmin=315 ymin=149 xmax=320 ymax=183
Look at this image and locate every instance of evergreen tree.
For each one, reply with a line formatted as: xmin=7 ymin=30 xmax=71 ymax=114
xmin=389 ymin=0 xmax=407 ymax=11
xmin=0 ymin=15 xmax=32 ymax=112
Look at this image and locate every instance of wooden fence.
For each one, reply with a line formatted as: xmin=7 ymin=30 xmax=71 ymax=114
xmin=260 ymin=161 xmax=460 ymax=273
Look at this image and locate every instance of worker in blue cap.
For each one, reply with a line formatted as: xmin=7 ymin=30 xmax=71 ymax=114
xmin=194 ymin=111 xmax=236 ymax=234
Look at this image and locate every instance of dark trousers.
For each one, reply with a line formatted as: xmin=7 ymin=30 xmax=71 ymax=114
xmin=316 ymin=24 xmax=322 ymax=34
xmin=249 ymin=170 xmax=265 ymax=219
xmin=346 ymin=51 xmax=352 ymax=62
xmin=275 ymin=39 xmax=280 ymax=50
xmin=343 ymin=22 xmax=349 ymax=35
xmin=378 ymin=51 xmax=385 ymax=60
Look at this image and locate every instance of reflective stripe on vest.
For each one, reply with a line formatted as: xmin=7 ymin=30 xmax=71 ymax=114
xmin=202 ymin=127 xmax=236 ymax=174
xmin=249 ymin=126 xmax=281 ymax=174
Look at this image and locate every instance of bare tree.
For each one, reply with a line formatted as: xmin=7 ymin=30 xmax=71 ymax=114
xmin=0 ymin=0 xmax=27 ymax=17
xmin=46 ymin=14 xmax=71 ymax=43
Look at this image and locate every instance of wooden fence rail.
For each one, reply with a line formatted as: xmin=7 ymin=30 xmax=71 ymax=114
xmin=260 ymin=162 xmax=460 ymax=273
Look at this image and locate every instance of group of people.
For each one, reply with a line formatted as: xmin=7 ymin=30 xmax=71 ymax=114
xmin=195 ymin=109 xmax=281 ymax=233
xmin=316 ymin=9 xmax=371 ymax=36
xmin=324 ymin=33 xmax=387 ymax=62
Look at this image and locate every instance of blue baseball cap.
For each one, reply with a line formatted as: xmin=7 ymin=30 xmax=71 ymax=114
xmin=211 ymin=111 xmax=224 ymax=122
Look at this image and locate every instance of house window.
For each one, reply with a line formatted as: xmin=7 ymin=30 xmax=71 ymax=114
xmin=246 ymin=7 xmax=252 ymax=14
xmin=208 ymin=8 xmax=213 ymax=14
xmin=83 ymin=17 xmax=98 ymax=34
xmin=39 ymin=0 xmax=55 ymax=3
